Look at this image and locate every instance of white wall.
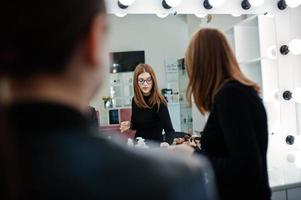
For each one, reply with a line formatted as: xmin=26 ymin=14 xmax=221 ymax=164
xmin=108 ymin=14 xmax=189 ymax=89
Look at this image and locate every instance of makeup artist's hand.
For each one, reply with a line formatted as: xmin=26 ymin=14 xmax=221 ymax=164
xmin=168 ymin=144 xmax=195 ymax=156
xmin=160 ymin=142 xmax=170 ymax=148
xmin=120 ymin=121 xmax=131 ymax=133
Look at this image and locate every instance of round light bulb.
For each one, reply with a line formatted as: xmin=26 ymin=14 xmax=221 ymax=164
xmin=267 ymin=45 xmax=277 ymax=59
xmin=286 ymin=0 xmax=301 ymax=8
xmin=156 ymin=13 xmax=169 ymax=18
xmin=209 ymin=0 xmax=225 ymax=8
xmin=287 ymin=153 xmax=296 ymax=163
xmin=165 ymin=0 xmax=183 ymax=7
xmin=287 ymin=151 xmax=301 ymax=168
xmin=115 ymin=13 xmax=127 ymax=17
xmin=195 ymin=13 xmax=207 ymax=18
xmin=232 ymin=13 xmax=242 ymax=17
xmin=265 ymin=89 xmax=279 ymax=102
xmin=293 ymin=151 xmax=301 ymax=168
xmin=293 ymin=88 xmax=301 ymax=103
xmin=249 ymin=0 xmax=265 ymax=7
xmin=119 ymin=0 xmax=136 ymax=6
xmin=289 ymin=39 xmax=301 ymax=55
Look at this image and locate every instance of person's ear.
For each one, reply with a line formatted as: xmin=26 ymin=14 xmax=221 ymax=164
xmin=84 ymin=15 xmax=107 ymax=67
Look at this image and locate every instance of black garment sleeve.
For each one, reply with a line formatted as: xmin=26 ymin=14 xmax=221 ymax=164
xmin=130 ymin=99 xmax=136 ymax=130
xmin=88 ymin=106 xmax=99 ymax=128
xmin=158 ymin=103 xmax=175 ymax=144
xmin=203 ymin=87 xmax=263 ymax=186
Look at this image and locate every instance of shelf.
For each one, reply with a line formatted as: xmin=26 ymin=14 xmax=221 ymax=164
xmin=102 ymin=106 xmax=132 ymax=111
xmin=238 ymin=56 xmax=273 ymax=65
xmin=238 ymin=57 xmax=262 ymax=65
xmin=224 ymin=15 xmax=257 ymax=34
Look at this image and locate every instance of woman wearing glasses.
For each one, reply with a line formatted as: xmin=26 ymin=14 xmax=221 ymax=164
xmin=120 ymin=64 xmax=174 ymax=145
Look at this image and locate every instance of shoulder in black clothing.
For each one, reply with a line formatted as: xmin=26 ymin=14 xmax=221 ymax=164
xmin=214 ymin=80 xmax=261 ymax=107
xmin=198 ymin=80 xmax=270 ymax=200
xmin=6 ymin=102 xmax=217 ymax=200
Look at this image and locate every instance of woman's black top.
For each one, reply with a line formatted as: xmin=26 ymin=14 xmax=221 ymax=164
xmin=131 ymin=96 xmax=175 ymax=144
xmin=196 ymin=80 xmax=271 ymax=200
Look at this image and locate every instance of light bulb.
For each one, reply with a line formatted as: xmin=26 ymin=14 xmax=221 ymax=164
xmin=119 ymin=0 xmax=136 ymax=6
xmin=209 ymin=0 xmax=225 ymax=8
xmin=289 ymin=39 xmax=301 ymax=55
xmin=115 ymin=13 xmax=127 ymax=17
xmin=287 ymin=153 xmax=296 ymax=163
xmin=286 ymin=0 xmax=301 ymax=8
xmin=165 ymin=0 xmax=183 ymax=7
xmin=287 ymin=151 xmax=301 ymax=168
xmin=293 ymin=88 xmax=301 ymax=103
xmin=267 ymin=45 xmax=277 ymax=59
xmin=295 ymin=154 xmax=301 ymax=169
xmin=232 ymin=13 xmax=242 ymax=17
xmin=195 ymin=13 xmax=207 ymax=18
xmin=265 ymin=89 xmax=279 ymax=102
xmin=249 ymin=0 xmax=265 ymax=7
xmin=156 ymin=13 xmax=169 ymax=18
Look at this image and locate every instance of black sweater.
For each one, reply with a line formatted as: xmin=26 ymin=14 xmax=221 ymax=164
xmin=197 ymin=80 xmax=271 ymax=200
xmin=131 ymin=96 xmax=175 ymax=144
xmin=4 ymin=102 xmax=212 ymax=200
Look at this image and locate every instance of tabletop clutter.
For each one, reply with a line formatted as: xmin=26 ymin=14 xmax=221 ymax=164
xmin=127 ymin=134 xmax=201 ymax=150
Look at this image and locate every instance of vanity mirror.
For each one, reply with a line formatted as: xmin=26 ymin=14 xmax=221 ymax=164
xmin=88 ymin=2 xmax=301 ymax=198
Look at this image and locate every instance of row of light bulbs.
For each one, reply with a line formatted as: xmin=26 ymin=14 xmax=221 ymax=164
xmin=276 ymin=36 xmax=301 ymax=167
xmin=117 ymin=0 xmax=301 ymax=10
xmin=115 ymin=12 xmax=245 ymax=18
xmin=266 ymin=39 xmax=301 ymax=104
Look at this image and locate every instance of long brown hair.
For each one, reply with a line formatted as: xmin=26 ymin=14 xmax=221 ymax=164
xmin=133 ymin=64 xmax=166 ymax=110
xmin=185 ymin=28 xmax=260 ymax=114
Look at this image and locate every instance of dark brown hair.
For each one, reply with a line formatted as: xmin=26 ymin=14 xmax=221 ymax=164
xmin=185 ymin=28 xmax=260 ymax=114
xmin=0 ymin=1 xmax=106 ymax=199
xmin=0 ymin=0 xmax=106 ymax=77
xmin=133 ymin=64 xmax=166 ymax=110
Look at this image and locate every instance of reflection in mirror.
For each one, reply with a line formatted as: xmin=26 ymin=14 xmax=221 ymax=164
xmin=89 ymin=13 xmax=301 ymax=191
xmin=94 ymin=13 xmax=278 ymax=137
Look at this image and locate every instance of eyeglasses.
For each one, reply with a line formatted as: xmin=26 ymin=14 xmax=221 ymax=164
xmin=138 ymin=77 xmax=152 ymax=85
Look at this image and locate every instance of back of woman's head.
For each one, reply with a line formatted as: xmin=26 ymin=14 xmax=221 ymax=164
xmin=0 ymin=0 xmax=106 ymax=78
xmin=0 ymin=1 xmax=106 ymax=199
xmin=133 ymin=64 xmax=166 ymax=109
xmin=185 ymin=28 xmax=259 ymax=114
